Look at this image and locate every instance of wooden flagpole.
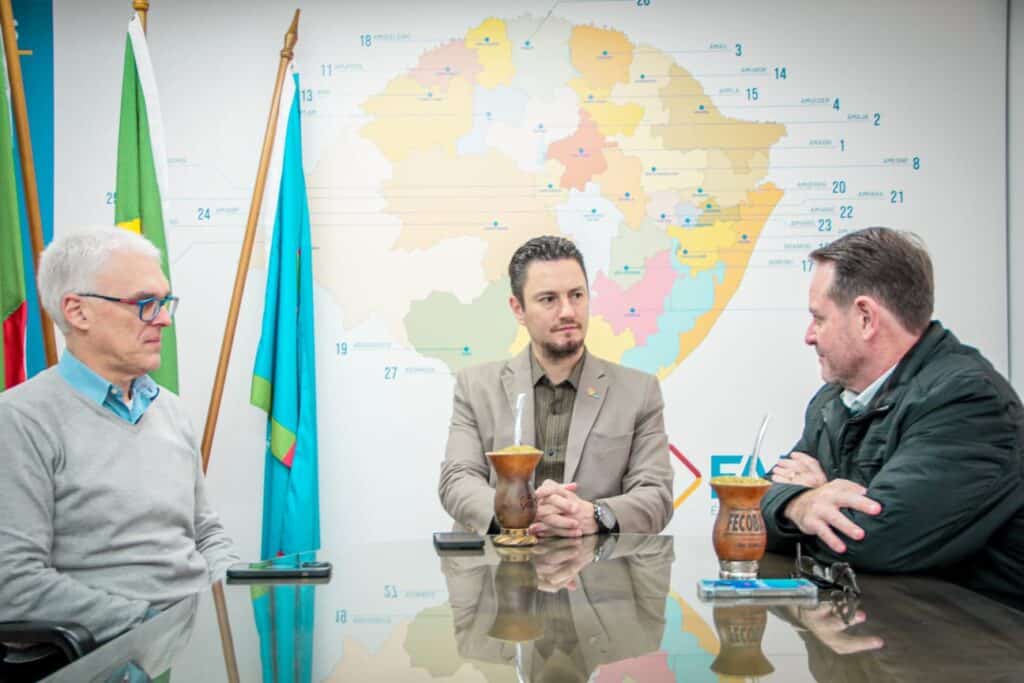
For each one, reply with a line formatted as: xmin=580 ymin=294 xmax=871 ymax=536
xmin=201 ymin=9 xmax=300 ymax=474
xmin=0 ymin=0 xmax=57 ymax=367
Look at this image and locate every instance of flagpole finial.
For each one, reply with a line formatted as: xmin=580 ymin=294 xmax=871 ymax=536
xmin=132 ymin=0 xmax=150 ymax=34
xmin=281 ymin=9 xmax=300 ymax=60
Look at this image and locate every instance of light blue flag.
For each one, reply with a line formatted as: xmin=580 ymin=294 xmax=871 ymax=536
xmin=249 ymin=71 xmax=319 ymax=683
xmin=250 ymin=71 xmax=320 ymax=559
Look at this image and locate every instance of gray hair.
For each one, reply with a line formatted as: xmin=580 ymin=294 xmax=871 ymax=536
xmin=508 ymin=235 xmax=587 ymax=304
xmin=38 ymin=227 xmax=161 ymax=333
xmin=810 ymin=226 xmax=934 ymax=334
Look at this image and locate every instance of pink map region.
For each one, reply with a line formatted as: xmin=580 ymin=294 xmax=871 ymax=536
xmin=409 ymin=41 xmax=483 ymax=91
xmin=546 ymin=110 xmax=613 ymax=191
xmin=594 ymin=651 xmax=676 ymax=683
xmin=591 ymin=251 xmax=675 ymax=346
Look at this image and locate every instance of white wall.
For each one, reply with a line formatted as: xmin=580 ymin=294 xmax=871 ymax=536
xmin=51 ymin=1 xmax=1013 ymax=557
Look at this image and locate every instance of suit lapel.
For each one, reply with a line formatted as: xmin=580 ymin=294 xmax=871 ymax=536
xmin=500 ymin=346 xmax=536 ymax=449
xmin=565 ymin=353 xmax=608 ymax=483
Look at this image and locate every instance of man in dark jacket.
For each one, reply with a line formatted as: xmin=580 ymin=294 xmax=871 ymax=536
xmin=762 ymin=227 xmax=1024 ymax=607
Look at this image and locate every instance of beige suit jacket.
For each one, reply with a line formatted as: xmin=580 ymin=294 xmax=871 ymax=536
xmin=439 ymin=347 xmax=673 ymax=533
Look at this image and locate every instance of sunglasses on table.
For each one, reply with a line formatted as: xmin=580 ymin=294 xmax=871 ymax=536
xmin=793 ymin=543 xmax=862 ymax=623
xmin=793 ymin=543 xmax=862 ymax=597
xmin=77 ymin=292 xmax=180 ymax=322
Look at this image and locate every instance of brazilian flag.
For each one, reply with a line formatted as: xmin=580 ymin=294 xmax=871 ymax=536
xmin=115 ymin=11 xmax=178 ymax=392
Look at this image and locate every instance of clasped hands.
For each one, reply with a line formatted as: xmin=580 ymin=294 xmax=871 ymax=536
xmin=772 ymin=452 xmax=882 ymax=554
xmin=527 ymin=480 xmax=598 ymax=539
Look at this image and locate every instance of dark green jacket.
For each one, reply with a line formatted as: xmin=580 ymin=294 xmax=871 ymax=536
xmin=762 ymin=322 xmax=1024 ymax=607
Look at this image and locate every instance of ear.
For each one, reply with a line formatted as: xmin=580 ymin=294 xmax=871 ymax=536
xmin=62 ymin=294 xmax=91 ymax=332
xmin=852 ymin=295 xmax=880 ymax=340
xmin=509 ymin=295 xmax=526 ymax=326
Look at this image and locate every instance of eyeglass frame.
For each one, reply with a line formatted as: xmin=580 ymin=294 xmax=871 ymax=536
xmin=793 ymin=543 xmax=862 ymax=597
xmin=76 ymin=292 xmax=180 ymax=323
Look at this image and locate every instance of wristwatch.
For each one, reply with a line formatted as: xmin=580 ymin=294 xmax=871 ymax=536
xmin=593 ymin=502 xmax=617 ymax=534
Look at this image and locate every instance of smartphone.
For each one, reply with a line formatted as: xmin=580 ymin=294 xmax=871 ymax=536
xmin=697 ymin=578 xmax=818 ymax=601
xmin=433 ymin=532 xmax=485 ymax=551
xmin=226 ymin=560 xmax=332 ymax=585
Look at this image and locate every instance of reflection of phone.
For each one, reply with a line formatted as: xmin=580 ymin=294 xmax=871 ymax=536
xmin=697 ymin=578 xmax=817 ymax=601
xmin=699 ymin=593 xmax=819 ymax=608
xmin=433 ymin=532 xmax=485 ymax=551
xmin=226 ymin=560 xmax=332 ymax=584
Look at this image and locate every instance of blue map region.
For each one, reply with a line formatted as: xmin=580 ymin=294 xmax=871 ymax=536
xmin=622 ymin=246 xmax=724 ymax=374
xmin=455 ymin=85 xmax=529 ymax=155
xmin=659 ymin=596 xmax=717 ymax=682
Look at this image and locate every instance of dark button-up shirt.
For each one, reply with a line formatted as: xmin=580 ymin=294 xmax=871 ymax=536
xmin=531 ymin=350 xmax=585 ymax=484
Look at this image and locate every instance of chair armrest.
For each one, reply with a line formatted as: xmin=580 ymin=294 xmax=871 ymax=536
xmin=0 ymin=621 xmax=97 ymax=661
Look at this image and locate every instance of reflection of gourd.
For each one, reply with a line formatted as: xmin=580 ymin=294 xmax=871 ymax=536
xmin=710 ymin=605 xmax=775 ymax=677
xmin=488 ymin=548 xmax=543 ymax=643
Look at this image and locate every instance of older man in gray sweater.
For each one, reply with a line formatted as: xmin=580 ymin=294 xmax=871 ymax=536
xmin=0 ymin=227 xmax=238 ymax=643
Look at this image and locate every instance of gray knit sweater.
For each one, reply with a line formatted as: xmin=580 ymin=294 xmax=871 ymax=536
xmin=0 ymin=368 xmax=238 ymax=642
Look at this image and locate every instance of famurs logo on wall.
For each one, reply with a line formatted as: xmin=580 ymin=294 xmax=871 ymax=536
xmin=669 ymin=442 xmax=702 ymax=509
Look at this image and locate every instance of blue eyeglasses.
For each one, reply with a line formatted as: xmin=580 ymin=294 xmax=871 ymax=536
xmin=77 ymin=292 xmax=179 ymax=322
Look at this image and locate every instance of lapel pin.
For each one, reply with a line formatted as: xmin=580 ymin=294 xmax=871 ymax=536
xmin=586 ymin=386 xmax=600 ymax=398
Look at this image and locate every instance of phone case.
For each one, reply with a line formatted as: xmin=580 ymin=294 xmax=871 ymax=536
xmin=697 ymin=578 xmax=818 ymax=601
xmin=433 ymin=532 xmax=485 ymax=550
xmin=226 ymin=561 xmax=332 ymax=584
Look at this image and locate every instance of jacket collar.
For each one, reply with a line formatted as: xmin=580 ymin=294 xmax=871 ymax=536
xmin=871 ymin=321 xmax=952 ymax=409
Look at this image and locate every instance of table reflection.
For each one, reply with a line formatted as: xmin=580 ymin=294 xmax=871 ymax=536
xmin=759 ymin=554 xmax=1024 ymax=683
xmin=59 ymin=538 xmax=1024 ymax=682
xmin=442 ymin=535 xmax=674 ymax=683
xmin=487 ymin=546 xmax=544 ymax=643
xmin=235 ymin=552 xmax=320 ymax=683
xmin=709 ymin=604 xmax=774 ymax=678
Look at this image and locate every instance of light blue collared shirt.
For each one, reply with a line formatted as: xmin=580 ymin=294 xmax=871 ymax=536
xmin=841 ymin=363 xmax=897 ymax=415
xmin=58 ymin=351 xmax=160 ymax=424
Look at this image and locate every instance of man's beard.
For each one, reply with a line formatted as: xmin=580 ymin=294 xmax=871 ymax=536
xmin=540 ymin=336 xmax=583 ymax=360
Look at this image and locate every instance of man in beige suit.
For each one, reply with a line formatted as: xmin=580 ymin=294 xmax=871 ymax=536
xmin=439 ymin=236 xmax=673 ymax=536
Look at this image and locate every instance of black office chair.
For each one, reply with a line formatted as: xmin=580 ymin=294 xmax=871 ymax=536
xmin=0 ymin=621 xmax=96 ymax=682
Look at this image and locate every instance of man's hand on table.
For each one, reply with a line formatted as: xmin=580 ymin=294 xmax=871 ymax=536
xmin=784 ymin=480 xmax=881 ymax=554
xmin=528 ymin=480 xmax=599 ymax=538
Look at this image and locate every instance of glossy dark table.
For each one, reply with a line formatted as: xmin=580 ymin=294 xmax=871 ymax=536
xmin=45 ymin=536 xmax=1024 ymax=682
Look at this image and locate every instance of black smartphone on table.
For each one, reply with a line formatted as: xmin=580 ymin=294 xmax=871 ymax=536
xmin=226 ymin=560 xmax=333 ymax=584
xmin=433 ymin=532 xmax=485 ymax=551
